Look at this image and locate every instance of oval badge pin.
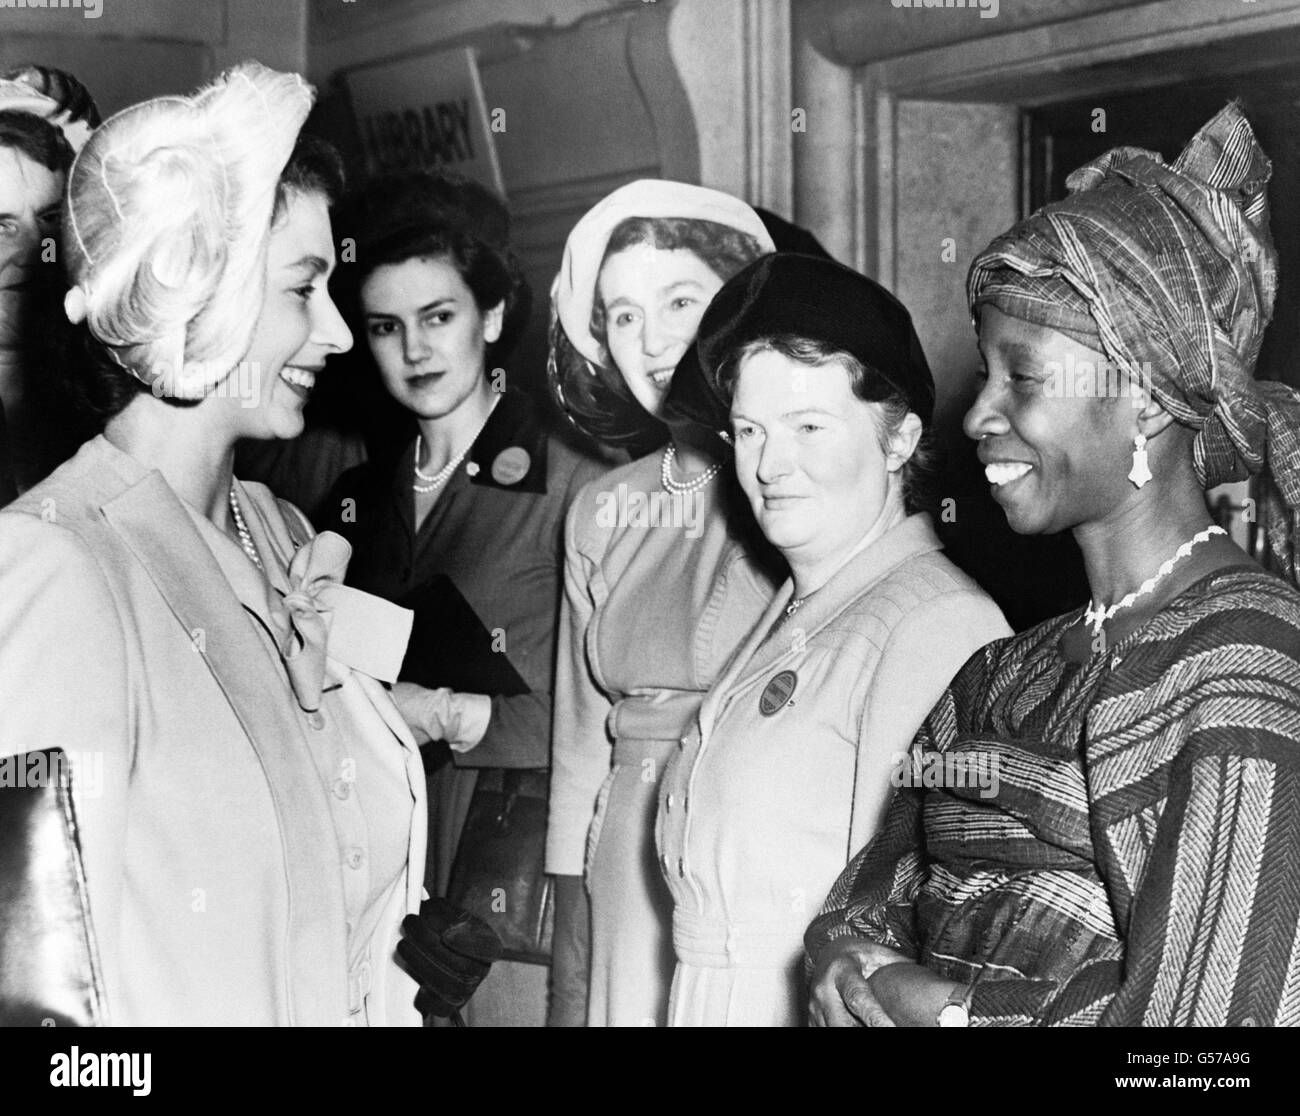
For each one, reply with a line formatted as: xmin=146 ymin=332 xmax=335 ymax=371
xmin=759 ymin=670 xmax=797 ymax=717
xmin=491 ymin=446 xmax=531 ymax=486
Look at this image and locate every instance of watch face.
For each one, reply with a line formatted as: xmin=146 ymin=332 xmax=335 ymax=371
xmin=937 ymin=1003 xmax=969 ymax=1028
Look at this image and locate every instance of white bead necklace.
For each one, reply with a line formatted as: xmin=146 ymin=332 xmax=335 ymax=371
xmin=228 ymin=484 xmax=264 ymax=572
xmin=1083 ymin=525 xmax=1225 ymax=636
xmin=413 ymin=396 xmax=500 ymax=495
xmin=660 ymin=445 xmax=721 ymax=496
xmin=412 ymin=435 xmax=469 ymax=493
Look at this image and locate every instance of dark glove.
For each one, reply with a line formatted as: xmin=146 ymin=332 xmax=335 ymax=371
xmin=398 ymin=897 xmax=503 ymax=1022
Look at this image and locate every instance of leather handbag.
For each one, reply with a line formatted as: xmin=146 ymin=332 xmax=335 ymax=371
xmin=0 ymin=748 xmax=106 ymax=1026
xmin=446 ymin=768 xmax=553 ymax=966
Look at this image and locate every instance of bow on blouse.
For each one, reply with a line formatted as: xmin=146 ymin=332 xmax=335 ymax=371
xmin=265 ymin=531 xmax=351 ymax=713
xmin=261 ymin=530 xmax=414 ymax=713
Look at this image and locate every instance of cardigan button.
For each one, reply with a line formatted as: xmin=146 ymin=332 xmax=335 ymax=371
xmin=346 ymin=847 xmax=365 ymax=870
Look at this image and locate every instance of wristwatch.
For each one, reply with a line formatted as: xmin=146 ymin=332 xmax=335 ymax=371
xmin=936 ymin=983 xmax=973 ymax=1028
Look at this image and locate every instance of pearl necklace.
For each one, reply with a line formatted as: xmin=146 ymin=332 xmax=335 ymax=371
xmin=660 ymin=445 xmax=721 ymax=495
xmin=413 ymin=396 xmax=500 ymax=494
xmin=228 ymin=484 xmax=264 ymax=572
xmin=413 ymin=435 xmax=468 ymax=493
xmin=1083 ymin=525 xmax=1225 ymax=636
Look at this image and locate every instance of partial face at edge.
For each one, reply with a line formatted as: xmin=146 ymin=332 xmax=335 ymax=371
xmin=0 ymin=147 xmax=64 ymax=290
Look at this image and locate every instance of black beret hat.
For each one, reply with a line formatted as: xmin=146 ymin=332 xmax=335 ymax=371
xmin=693 ymin=252 xmax=935 ymax=426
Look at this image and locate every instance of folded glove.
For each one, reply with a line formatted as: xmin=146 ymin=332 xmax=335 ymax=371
xmin=398 ymin=896 xmax=503 ymax=1022
xmin=391 ymin=682 xmax=492 ymax=753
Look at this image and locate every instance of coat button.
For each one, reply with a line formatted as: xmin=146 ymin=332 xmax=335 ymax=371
xmin=666 ymin=794 xmax=676 ymax=811
xmin=332 ymin=779 xmax=352 ymax=801
xmin=346 ymin=847 xmax=365 ymax=870
xmin=676 ymin=857 xmax=685 ymax=878
xmin=307 ymin=710 xmax=326 ymax=731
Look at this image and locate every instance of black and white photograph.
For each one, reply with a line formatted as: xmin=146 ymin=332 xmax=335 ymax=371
xmin=0 ymin=0 xmax=1296 ymax=1091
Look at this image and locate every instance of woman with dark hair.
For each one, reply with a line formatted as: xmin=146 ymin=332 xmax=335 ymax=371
xmin=324 ymin=170 xmax=603 ymax=1027
xmin=806 ymin=104 xmax=1300 ymax=1028
xmin=655 ymin=253 xmax=1009 ymax=1027
xmin=544 ymin=180 xmax=781 ymax=1027
xmin=0 ymin=64 xmax=480 ymax=1025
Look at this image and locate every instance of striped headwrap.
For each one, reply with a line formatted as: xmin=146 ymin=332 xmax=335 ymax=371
xmin=967 ymin=103 xmax=1300 ymax=585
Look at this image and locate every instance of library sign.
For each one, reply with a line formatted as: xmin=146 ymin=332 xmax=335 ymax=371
xmin=346 ymin=46 xmax=505 ymax=195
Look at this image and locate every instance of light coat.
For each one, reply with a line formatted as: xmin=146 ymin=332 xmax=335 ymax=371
xmin=656 ymin=514 xmax=1011 ymax=1026
xmin=0 ymin=436 xmax=426 ymax=1026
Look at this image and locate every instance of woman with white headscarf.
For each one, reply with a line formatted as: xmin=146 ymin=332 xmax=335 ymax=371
xmin=544 ymin=181 xmax=781 ymax=1026
xmin=0 ymin=63 xmax=497 ymax=1026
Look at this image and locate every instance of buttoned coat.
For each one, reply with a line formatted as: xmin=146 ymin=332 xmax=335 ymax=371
xmin=0 ymin=436 xmax=426 ymax=1026
xmin=656 ymin=514 xmax=1011 ymax=1026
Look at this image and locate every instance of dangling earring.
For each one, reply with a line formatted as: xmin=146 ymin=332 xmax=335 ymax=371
xmin=1128 ymin=432 xmax=1152 ymax=489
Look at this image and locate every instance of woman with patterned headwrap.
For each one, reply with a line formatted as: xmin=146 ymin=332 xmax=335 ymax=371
xmin=806 ymin=103 xmax=1300 ymax=1028
xmin=0 ymin=64 xmax=497 ymax=1026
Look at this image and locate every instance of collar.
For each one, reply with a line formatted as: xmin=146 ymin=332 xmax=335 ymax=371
xmin=464 ymin=389 xmax=550 ymax=495
xmin=698 ymin=513 xmax=946 ymax=731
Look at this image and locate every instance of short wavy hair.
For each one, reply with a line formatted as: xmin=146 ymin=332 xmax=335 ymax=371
xmin=336 ymin=170 xmax=531 ymax=366
xmin=717 ymin=334 xmax=939 ymax=514
xmin=0 ymin=109 xmax=72 ymax=173
xmin=548 ymin=215 xmax=767 ymax=454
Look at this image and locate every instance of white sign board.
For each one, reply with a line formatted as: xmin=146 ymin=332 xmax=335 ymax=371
xmin=345 ymin=46 xmax=505 ymax=196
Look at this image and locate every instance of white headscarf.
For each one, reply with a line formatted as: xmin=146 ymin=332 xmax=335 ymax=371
xmin=551 ymin=179 xmax=775 ymax=367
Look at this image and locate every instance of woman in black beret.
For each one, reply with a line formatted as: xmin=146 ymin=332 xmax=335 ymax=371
xmin=655 ymin=253 xmax=1009 ymax=1026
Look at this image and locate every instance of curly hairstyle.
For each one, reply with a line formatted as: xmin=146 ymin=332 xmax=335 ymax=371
xmin=60 ymin=63 xmax=314 ymax=409
xmin=548 ymin=215 xmax=767 ymax=454
xmin=64 ymin=133 xmax=346 ymax=423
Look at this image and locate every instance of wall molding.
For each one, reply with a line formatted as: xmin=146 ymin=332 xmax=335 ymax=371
xmin=863 ymin=0 xmax=1300 ymax=103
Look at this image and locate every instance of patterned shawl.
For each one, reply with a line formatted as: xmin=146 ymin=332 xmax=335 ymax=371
xmin=967 ymin=103 xmax=1300 ymax=585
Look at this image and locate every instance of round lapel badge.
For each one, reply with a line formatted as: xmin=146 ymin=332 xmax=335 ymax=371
xmin=491 ymin=446 xmax=531 ymax=486
xmin=759 ymin=670 xmax=797 ymax=717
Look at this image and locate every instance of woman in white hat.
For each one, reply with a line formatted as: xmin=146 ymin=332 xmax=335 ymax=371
xmin=545 ymin=180 xmax=780 ymax=1026
xmin=0 ymin=63 xmax=466 ymax=1025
